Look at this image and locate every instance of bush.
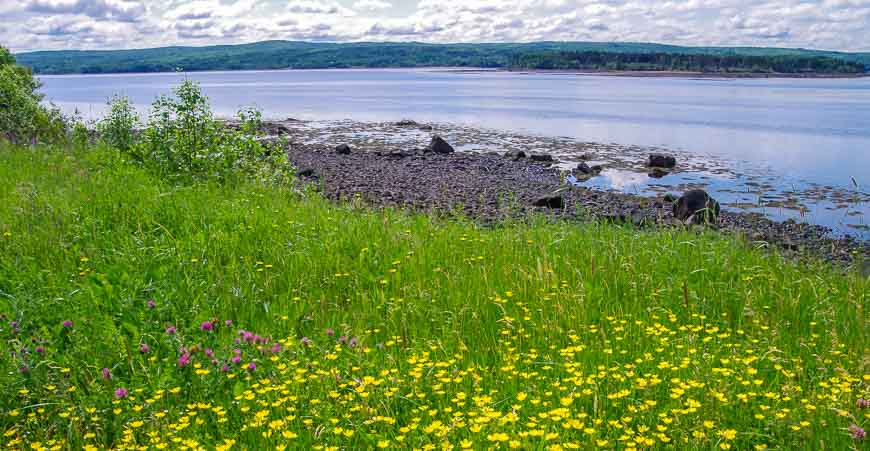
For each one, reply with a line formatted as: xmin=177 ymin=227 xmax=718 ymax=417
xmin=0 ymin=46 xmax=66 ymax=144
xmin=97 ymin=95 xmax=138 ymax=152
xmin=131 ymin=79 xmax=290 ymax=183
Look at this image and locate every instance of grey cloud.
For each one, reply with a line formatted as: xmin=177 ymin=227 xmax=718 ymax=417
xmin=25 ymin=0 xmax=146 ymax=22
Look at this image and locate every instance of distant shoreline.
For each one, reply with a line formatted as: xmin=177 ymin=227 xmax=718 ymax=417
xmin=443 ymin=68 xmax=870 ymax=79
xmin=36 ymin=66 xmax=870 ymax=79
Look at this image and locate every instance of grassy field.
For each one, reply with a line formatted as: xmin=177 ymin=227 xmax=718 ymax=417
xmin=0 ymin=144 xmax=867 ymax=450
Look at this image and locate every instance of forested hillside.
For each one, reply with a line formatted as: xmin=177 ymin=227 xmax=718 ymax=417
xmin=15 ymin=40 xmax=870 ymax=75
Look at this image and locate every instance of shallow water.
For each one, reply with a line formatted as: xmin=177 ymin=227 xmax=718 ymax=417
xmin=38 ymin=68 xmax=870 ymax=238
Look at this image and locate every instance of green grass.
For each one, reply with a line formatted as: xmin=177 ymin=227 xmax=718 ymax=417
xmin=0 ymin=144 xmax=867 ymax=450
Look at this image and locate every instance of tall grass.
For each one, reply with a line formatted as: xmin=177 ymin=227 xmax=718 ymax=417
xmin=0 ymin=144 xmax=867 ymax=449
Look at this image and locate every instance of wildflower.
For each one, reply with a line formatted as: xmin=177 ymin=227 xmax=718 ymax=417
xmin=178 ymin=353 xmax=191 ymax=367
xmin=247 ymin=363 xmax=256 ymax=372
xmin=224 ymin=319 xmax=232 ymax=327
xmin=139 ymin=343 xmax=150 ymax=354
xmin=165 ymin=326 xmax=176 ymax=335
xmin=221 ymin=364 xmax=230 ymax=372
xmin=349 ymin=337 xmax=359 ymax=348
xmin=270 ymin=343 xmax=282 ymax=353
xmin=19 ymin=365 xmax=29 ymax=374
xmin=858 ymin=398 xmax=869 ymax=409
xmin=115 ymin=388 xmax=128 ymax=399
xmin=301 ymin=336 xmax=312 ymax=347
xmin=35 ymin=346 xmax=44 ymax=354
xmin=205 ymin=348 xmax=214 ymax=357
xmin=147 ymin=299 xmax=156 ymax=309
xmin=200 ymin=321 xmax=214 ymax=332
xmin=101 ymin=368 xmax=112 ymax=380
xmin=850 ymin=424 xmax=866 ymax=440
xmin=62 ymin=320 xmax=73 ymax=328
xmin=325 ymin=328 xmax=334 ymax=337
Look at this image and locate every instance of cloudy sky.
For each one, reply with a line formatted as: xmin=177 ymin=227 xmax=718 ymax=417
xmin=2 ymin=0 xmax=869 ymax=53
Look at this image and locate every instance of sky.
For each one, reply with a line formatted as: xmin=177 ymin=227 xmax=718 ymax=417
xmin=2 ymin=0 xmax=869 ymax=53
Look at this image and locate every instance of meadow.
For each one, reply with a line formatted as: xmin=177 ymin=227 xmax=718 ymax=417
xmin=0 ymin=143 xmax=867 ymax=450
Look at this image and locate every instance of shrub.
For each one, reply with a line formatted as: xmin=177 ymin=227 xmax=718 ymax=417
xmin=97 ymin=95 xmax=138 ymax=152
xmin=0 ymin=45 xmax=66 ymax=144
xmin=120 ymin=79 xmax=291 ymax=184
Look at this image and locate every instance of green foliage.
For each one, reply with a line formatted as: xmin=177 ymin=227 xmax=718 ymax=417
xmin=0 ymin=45 xmax=67 ymax=144
xmin=126 ymin=79 xmax=290 ymax=184
xmin=96 ymin=95 xmax=138 ymax=152
xmin=13 ymin=40 xmax=870 ymax=74
xmin=0 ymin=145 xmax=867 ymax=449
xmin=510 ymin=51 xmax=866 ymax=73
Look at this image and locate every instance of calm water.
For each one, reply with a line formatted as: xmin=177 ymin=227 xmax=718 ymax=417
xmin=39 ymin=69 xmax=870 ymax=237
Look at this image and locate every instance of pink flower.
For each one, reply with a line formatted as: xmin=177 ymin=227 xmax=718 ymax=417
xmin=115 ymin=387 xmax=128 ymax=398
xmin=231 ymin=354 xmax=241 ymax=364
xmin=850 ymin=424 xmax=866 ymax=440
xmin=325 ymin=328 xmax=334 ymax=337
xmin=200 ymin=321 xmax=214 ymax=331
xmin=178 ymin=352 xmax=191 ymax=367
xmin=147 ymin=299 xmax=156 ymax=309
xmin=139 ymin=343 xmax=150 ymax=354
xmin=224 ymin=319 xmax=232 ymax=327
xmin=204 ymin=348 xmax=214 ymax=358
xmin=247 ymin=362 xmax=256 ymax=372
xmin=270 ymin=343 xmax=282 ymax=353
xmin=858 ymin=398 xmax=870 ymax=409
xmin=165 ymin=326 xmax=176 ymax=335
xmin=61 ymin=320 xmax=73 ymax=328
xmin=101 ymin=367 xmax=112 ymax=380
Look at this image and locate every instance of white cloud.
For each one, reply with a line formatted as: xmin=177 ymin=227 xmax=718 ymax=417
xmin=4 ymin=0 xmax=870 ymax=52
xmin=353 ymin=0 xmax=392 ymax=12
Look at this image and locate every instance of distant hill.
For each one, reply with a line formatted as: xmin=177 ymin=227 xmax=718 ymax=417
xmin=15 ymin=40 xmax=870 ymax=75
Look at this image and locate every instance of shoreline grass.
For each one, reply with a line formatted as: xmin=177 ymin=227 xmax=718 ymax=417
xmin=1 ymin=144 xmax=868 ymax=450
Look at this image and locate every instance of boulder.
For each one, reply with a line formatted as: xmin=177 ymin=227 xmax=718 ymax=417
xmin=335 ymin=144 xmax=351 ymax=155
xmin=506 ymin=150 xmax=526 ymax=161
xmin=530 ymin=153 xmax=555 ymax=163
xmin=648 ymin=154 xmax=677 ymax=168
xmin=395 ymin=119 xmax=419 ymax=127
xmin=673 ymin=189 xmax=720 ymax=224
xmin=427 ymin=135 xmax=455 ymax=154
xmin=532 ymin=194 xmax=565 ymax=209
xmin=575 ymin=162 xmax=593 ymax=175
xmin=297 ymin=168 xmax=319 ymax=179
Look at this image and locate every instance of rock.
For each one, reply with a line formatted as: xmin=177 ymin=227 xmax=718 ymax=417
xmin=648 ymin=168 xmax=670 ymax=178
xmin=395 ymin=119 xmax=419 ymax=127
xmin=578 ymin=153 xmax=592 ymax=161
xmin=335 ymin=144 xmax=352 ymax=155
xmin=419 ymin=125 xmax=434 ymax=131
xmin=574 ymin=162 xmax=603 ymax=175
xmin=297 ymin=167 xmax=319 ymax=179
xmin=387 ymin=150 xmax=409 ymax=158
xmin=427 ymin=135 xmax=455 ymax=154
xmin=673 ymin=189 xmax=721 ymax=224
xmin=575 ymin=162 xmax=593 ymax=175
xmin=505 ymin=150 xmax=526 ymax=161
xmin=648 ymin=154 xmax=677 ymax=168
xmin=530 ymin=153 xmax=555 ymax=163
xmin=532 ymin=194 xmax=565 ymax=209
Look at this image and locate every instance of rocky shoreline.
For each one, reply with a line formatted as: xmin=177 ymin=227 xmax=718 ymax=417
xmin=250 ymin=119 xmax=869 ymax=268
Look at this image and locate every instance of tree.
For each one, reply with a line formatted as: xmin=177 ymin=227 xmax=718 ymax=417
xmin=0 ymin=45 xmax=65 ymax=144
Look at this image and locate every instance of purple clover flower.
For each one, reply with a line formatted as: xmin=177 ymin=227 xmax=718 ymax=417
xmin=178 ymin=352 xmax=191 ymax=367
xmin=101 ymin=367 xmax=112 ymax=380
xmin=850 ymin=424 xmax=866 ymax=440
xmin=115 ymin=387 xmax=128 ymax=398
xmin=200 ymin=321 xmax=214 ymax=332
xmin=858 ymin=398 xmax=870 ymax=409
xmin=147 ymin=299 xmax=156 ymax=309
xmin=139 ymin=343 xmax=150 ymax=354
xmin=165 ymin=326 xmax=176 ymax=335
xmin=61 ymin=320 xmax=73 ymax=328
